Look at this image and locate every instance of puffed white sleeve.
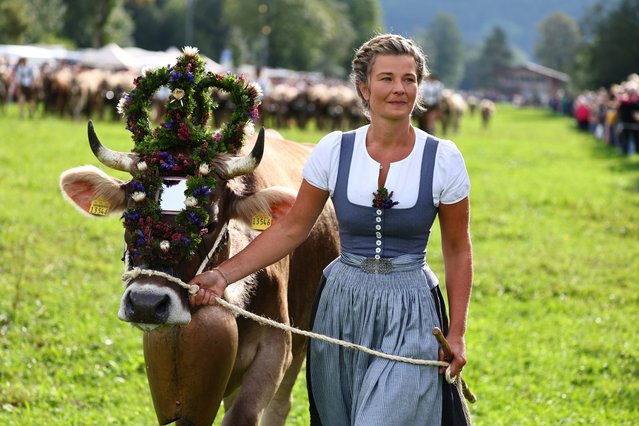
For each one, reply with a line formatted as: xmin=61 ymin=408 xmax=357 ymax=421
xmin=302 ymin=131 xmax=342 ymax=196
xmin=433 ymin=139 xmax=471 ymax=206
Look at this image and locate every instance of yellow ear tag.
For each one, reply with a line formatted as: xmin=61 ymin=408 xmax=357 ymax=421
xmin=251 ymin=212 xmax=272 ymax=230
xmin=89 ymin=198 xmax=111 ymax=216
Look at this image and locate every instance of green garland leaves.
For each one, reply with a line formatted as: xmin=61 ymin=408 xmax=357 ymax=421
xmin=117 ymin=47 xmax=261 ymax=267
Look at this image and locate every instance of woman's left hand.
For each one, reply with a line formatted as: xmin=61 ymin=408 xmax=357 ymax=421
xmin=439 ymin=332 xmax=467 ymax=378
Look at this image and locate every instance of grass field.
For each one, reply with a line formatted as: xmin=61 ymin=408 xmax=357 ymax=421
xmin=1 ymin=103 xmax=638 ymax=425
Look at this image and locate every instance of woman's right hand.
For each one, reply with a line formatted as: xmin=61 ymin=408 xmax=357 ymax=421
xmin=188 ymin=269 xmax=229 ymax=306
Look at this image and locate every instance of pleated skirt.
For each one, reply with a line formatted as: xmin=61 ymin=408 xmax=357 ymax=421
xmin=308 ymin=260 xmax=443 ymax=426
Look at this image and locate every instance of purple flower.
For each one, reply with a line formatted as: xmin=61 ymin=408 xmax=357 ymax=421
xmin=181 ymin=236 xmax=191 ymax=246
xmin=131 ymin=181 xmax=145 ymax=192
xmin=135 ymin=230 xmax=145 ymax=246
xmin=162 ymin=121 xmax=175 ymax=129
xmin=169 ymin=71 xmax=183 ymax=83
xmin=186 ymin=211 xmax=205 ymax=227
xmin=158 ymin=152 xmax=176 ymax=170
xmin=123 ymin=210 xmax=141 ymax=222
xmin=186 ymin=72 xmax=195 ymax=83
xmin=193 ymin=186 xmax=211 ymax=197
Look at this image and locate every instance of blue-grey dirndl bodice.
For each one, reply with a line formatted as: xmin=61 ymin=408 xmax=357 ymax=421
xmin=308 ymin=131 xmax=444 ymax=426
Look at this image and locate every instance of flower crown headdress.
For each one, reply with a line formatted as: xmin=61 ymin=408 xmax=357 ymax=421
xmin=116 ymin=46 xmax=261 ymax=267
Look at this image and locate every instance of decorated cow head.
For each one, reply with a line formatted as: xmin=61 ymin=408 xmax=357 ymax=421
xmin=60 ymin=47 xmax=295 ymax=331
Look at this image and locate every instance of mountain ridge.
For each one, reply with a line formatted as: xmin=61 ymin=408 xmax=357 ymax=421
xmin=379 ymin=0 xmax=600 ymax=57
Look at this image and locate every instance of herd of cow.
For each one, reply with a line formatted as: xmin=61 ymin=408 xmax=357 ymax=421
xmin=0 ymin=61 xmax=494 ymax=135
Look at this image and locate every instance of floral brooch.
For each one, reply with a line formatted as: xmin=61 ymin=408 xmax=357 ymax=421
xmin=372 ymin=187 xmax=398 ymax=209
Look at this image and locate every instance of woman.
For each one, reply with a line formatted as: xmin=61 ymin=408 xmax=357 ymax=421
xmin=190 ymin=34 xmax=473 ymax=425
xmin=13 ymin=57 xmax=37 ymax=119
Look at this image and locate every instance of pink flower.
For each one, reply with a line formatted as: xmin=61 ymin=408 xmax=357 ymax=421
xmin=178 ymin=122 xmax=190 ymax=141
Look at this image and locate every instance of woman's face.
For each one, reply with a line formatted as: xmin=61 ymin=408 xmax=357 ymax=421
xmin=359 ymin=54 xmax=419 ymax=122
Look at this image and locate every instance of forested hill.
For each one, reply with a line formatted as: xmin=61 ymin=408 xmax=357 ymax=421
xmin=379 ymin=0 xmax=599 ymax=56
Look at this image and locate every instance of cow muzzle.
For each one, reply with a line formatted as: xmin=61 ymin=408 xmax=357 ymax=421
xmin=118 ymin=279 xmax=191 ymax=331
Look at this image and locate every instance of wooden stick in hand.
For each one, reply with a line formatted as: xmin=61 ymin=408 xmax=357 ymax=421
xmin=432 ymin=327 xmax=477 ymax=403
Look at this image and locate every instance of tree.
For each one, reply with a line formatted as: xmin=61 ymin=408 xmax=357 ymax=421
xmin=473 ymin=27 xmax=514 ymax=90
xmin=0 ymin=0 xmax=30 ymax=43
xmin=420 ymin=14 xmax=464 ymax=88
xmin=190 ymin=0 xmax=228 ymax=62
xmin=576 ymin=0 xmax=639 ymax=88
xmin=0 ymin=0 xmax=66 ymax=44
xmin=224 ymin=0 xmax=354 ymax=74
xmin=338 ymin=0 xmax=383 ymax=51
xmin=104 ymin=1 xmax=135 ymax=47
xmin=534 ymin=12 xmax=581 ymax=73
xmin=60 ymin=0 xmax=130 ymax=47
xmin=124 ymin=0 xmax=170 ymax=51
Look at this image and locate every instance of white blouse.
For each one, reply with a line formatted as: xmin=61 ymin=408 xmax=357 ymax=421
xmin=302 ymin=125 xmax=470 ymax=208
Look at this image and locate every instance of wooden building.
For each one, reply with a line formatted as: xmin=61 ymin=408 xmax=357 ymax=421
xmin=495 ymin=62 xmax=569 ymax=105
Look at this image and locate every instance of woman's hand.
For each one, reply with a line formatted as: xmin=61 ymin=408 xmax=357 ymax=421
xmin=439 ymin=332 xmax=467 ymax=378
xmin=188 ymin=269 xmax=229 ymax=306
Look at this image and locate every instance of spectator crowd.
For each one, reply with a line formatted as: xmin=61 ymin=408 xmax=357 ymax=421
xmin=550 ymin=73 xmax=639 ymax=156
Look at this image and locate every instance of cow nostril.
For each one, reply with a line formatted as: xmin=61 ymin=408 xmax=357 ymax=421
xmin=155 ymin=295 xmax=170 ymax=318
xmin=125 ymin=292 xmax=136 ymax=318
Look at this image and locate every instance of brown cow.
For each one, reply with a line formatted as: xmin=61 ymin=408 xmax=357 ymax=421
xmin=59 ymin=124 xmax=339 ymax=425
xmin=479 ymin=99 xmax=496 ymax=129
xmin=439 ymin=89 xmax=467 ymax=136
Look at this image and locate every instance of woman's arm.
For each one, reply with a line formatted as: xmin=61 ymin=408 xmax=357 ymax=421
xmin=189 ymin=180 xmax=329 ymax=305
xmin=438 ymin=196 xmax=473 ymax=376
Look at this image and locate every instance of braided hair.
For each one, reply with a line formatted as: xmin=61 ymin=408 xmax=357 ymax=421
xmin=351 ymin=34 xmax=428 ymax=118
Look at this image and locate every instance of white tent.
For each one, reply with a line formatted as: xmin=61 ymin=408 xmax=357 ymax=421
xmin=122 ymin=46 xmax=178 ymax=70
xmin=1 ymin=42 xmax=225 ymax=73
xmin=0 ymin=44 xmax=73 ymax=66
xmin=76 ymin=42 xmax=138 ymax=70
xmin=122 ymin=46 xmax=224 ymax=73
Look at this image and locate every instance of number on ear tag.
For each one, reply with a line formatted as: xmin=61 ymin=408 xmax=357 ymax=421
xmin=251 ymin=212 xmax=272 ymax=230
xmin=89 ymin=199 xmax=111 ymax=216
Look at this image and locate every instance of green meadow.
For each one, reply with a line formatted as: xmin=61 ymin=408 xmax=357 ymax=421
xmin=1 ymin=104 xmax=638 ymax=425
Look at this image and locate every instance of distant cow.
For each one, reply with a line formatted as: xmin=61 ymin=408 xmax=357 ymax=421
xmin=0 ymin=69 xmax=9 ymax=113
xmin=439 ymin=89 xmax=468 ymax=135
xmin=479 ymin=99 xmax=496 ymax=129
xmin=60 ymin=125 xmax=339 ymax=425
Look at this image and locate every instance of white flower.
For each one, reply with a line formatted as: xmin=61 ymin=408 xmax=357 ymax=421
xmin=252 ymin=82 xmax=264 ymax=100
xmin=199 ymin=164 xmax=210 ymax=175
xmin=244 ymin=121 xmax=255 ymax=137
xmin=141 ymin=66 xmax=154 ymax=77
xmin=131 ymin=191 xmax=146 ymax=202
xmin=137 ymin=161 xmax=148 ymax=171
xmin=185 ymin=196 xmax=198 ymax=207
xmin=183 ymin=46 xmax=199 ymax=57
xmin=116 ymin=96 xmax=127 ymax=116
xmin=160 ymin=240 xmax=170 ymax=252
xmin=172 ymin=88 xmax=185 ymax=100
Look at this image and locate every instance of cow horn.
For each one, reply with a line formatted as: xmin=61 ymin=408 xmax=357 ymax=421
xmin=87 ymin=120 xmax=137 ymax=173
xmin=223 ymin=127 xmax=265 ymax=179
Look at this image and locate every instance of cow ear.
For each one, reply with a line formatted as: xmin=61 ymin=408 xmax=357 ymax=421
xmin=59 ymin=165 xmax=127 ymax=217
xmin=231 ymin=186 xmax=297 ymax=228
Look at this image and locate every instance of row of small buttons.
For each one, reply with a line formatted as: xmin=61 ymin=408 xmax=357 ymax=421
xmin=374 ymin=209 xmax=383 ymax=259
